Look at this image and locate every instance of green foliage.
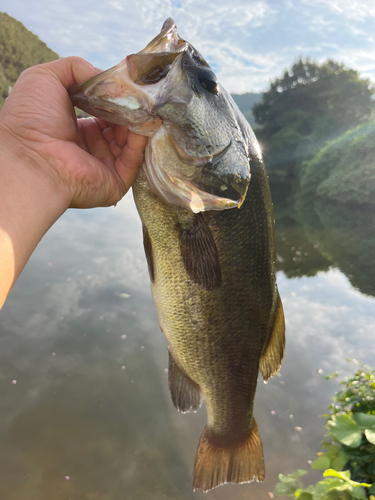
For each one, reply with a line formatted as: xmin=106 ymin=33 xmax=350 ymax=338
xmin=298 ymin=121 xmax=375 ymax=206
xmin=274 ymin=362 xmax=375 ymax=499
xmin=253 ymin=58 xmax=375 ymax=174
xmin=325 ymin=364 xmax=375 ymax=485
xmin=311 ymin=446 xmax=349 ymax=472
xmin=274 ymin=468 xmax=371 ymax=499
xmin=0 ymin=12 xmax=58 ymax=108
xmin=274 ymin=469 xmax=307 ymax=496
xmin=328 ymin=414 xmax=375 ymax=448
xmin=326 ymin=362 xmax=375 ymax=418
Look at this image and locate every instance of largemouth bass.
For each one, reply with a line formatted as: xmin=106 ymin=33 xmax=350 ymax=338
xmin=69 ymin=18 xmax=285 ymax=492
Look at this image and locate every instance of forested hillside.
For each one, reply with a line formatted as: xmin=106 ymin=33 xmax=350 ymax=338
xmin=0 ymin=11 xmax=58 ymax=108
xmin=231 ymin=93 xmax=261 ymax=127
xmin=253 ymin=58 xmax=375 ymax=177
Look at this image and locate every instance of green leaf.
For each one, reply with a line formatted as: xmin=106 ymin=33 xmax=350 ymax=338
xmin=275 ymin=471 xmax=307 ymax=496
xmin=365 ymin=429 xmax=375 ymax=444
xmin=298 ymin=493 xmax=313 ymax=500
xmin=278 ymin=470 xmax=307 ymax=483
xmin=324 ymin=445 xmax=340 ymax=459
xmin=313 ymin=480 xmax=331 ymax=498
xmin=369 ymin=484 xmax=375 ymax=494
xmin=328 ymin=483 xmax=352 ymax=494
xmin=274 ymin=482 xmax=297 ymax=496
xmin=311 ymin=456 xmax=331 ymax=470
xmin=351 ymin=486 xmax=368 ymax=500
xmin=325 ymin=479 xmax=347 ymax=490
xmin=329 ymin=415 xmax=363 ymax=448
xmin=353 ymin=413 xmax=375 ymax=429
xmin=323 ymin=469 xmax=351 ymax=482
xmin=331 ymin=452 xmax=349 ymax=471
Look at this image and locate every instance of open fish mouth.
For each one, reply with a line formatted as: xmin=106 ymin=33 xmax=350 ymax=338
xmin=69 ymin=18 xmax=250 ymax=212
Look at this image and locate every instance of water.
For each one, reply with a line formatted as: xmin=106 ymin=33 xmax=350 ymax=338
xmin=1 ymin=184 xmax=374 ymax=499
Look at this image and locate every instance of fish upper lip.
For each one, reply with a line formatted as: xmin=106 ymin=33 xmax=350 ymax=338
xmin=138 ymin=17 xmax=187 ymax=56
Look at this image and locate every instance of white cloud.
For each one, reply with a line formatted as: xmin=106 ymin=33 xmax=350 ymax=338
xmin=278 ymin=269 xmax=375 ymax=373
xmin=2 ymin=0 xmax=375 ymax=92
xmin=301 ymin=0 xmax=375 ymax=21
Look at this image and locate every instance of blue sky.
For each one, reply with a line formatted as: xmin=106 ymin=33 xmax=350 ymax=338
xmin=3 ymin=0 xmax=375 ymax=93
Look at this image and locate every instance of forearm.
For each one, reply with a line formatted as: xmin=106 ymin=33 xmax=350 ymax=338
xmin=0 ymin=131 xmax=68 ymax=308
xmin=0 ymin=57 xmax=147 ymax=309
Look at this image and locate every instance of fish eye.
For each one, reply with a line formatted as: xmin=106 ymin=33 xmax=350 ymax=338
xmin=197 ymin=68 xmax=218 ymax=94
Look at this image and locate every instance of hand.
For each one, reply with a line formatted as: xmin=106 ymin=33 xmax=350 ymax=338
xmin=0 ymin=56 xmax=148 ymax=209
xmin=0 ymin=57 xmax=148 ymax=308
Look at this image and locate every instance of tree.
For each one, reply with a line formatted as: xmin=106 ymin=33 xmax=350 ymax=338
xmin=253 ymin=58 xmax=375 ymax=175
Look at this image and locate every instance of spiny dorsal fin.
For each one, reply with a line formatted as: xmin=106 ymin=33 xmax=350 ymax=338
xmin=259 ymin=293 xmax=285 ymax=382
xmin=142 ymin=225 xmax=155 ymax=282
xmin=193 ymin=420 xmax=265 ymax=492
xmin=179 ymin=213 xmax=222 ymax=291
xmin=168 ymin=349 xmax=202 ymax=413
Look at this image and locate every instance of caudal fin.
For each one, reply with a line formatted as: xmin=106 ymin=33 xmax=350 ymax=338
xmin=193 ymin=420 xmax=265 ymax=492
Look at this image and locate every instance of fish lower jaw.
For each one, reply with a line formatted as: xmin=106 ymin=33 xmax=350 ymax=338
xmin=143 ymin=152 xmax=241 ymax=213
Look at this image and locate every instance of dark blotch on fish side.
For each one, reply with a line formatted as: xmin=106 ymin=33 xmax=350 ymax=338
xmin=179 ymin=213 xmax=222 ymax=291
xmin=142 ymin=225 xmax=155 ymax=282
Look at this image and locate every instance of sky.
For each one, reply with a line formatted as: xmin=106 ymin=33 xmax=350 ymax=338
xmin=2 ymin=0 xmax=375 ymax=93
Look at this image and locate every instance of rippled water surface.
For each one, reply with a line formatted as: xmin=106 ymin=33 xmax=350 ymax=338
xmin=1 ymin=185 xmax=374 ymax=500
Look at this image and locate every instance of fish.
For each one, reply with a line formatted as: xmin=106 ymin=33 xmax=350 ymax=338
xmin=69 ymin=18 xmax=285 ymax=492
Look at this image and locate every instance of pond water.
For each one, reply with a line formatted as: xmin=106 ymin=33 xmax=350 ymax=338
xmin=1 ymin=178 xmax=374 ymax=500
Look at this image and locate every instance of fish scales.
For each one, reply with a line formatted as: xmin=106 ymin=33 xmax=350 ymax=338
xmin=69 ymin=17 xmax=285 ymax=493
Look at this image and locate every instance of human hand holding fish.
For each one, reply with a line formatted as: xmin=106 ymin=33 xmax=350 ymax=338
xmin=0 ymin=56 xmax=147 ymax=307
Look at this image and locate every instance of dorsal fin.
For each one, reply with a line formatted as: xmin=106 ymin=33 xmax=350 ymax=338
xmin=179 ymin=213 xmax=222 ymax=291
xmin=259 ymin=293 xmax=285 ymax=382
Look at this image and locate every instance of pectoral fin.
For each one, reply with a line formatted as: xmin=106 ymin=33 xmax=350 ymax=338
xmin=259 ymin=293 xmax=285 ymax=382
xmin=168 ymin=349 xmax=202 ymax=413
xmin=179 ymin=213 xmax=222 ymax=291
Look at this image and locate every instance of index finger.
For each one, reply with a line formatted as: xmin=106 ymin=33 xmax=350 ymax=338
xmin=28 ymin=56 xmax=103 ymax=90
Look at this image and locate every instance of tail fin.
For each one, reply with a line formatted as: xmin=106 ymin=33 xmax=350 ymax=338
xmin=193 ymin=419 xmax=265 ymax=492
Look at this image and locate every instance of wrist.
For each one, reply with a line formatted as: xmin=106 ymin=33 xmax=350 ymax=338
xmin=0 ymin=124 xmax=69 ymax=306
xmin=0 ymin=122 xmax=71 ymax=215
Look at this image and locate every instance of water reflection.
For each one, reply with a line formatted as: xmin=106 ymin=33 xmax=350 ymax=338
xmin=1 ymin=187 xmax=375 ymax=499
xmin=272 ymin=180 xmax=375 ymax=297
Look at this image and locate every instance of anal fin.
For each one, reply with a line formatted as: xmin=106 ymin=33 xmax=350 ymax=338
xmin=193 ymin=419 xmax=265 ymax=492
xmin=168 ymin=349 xmax=202 ymax=413
xmin=259 ymin=293 xmax=285 ymax=382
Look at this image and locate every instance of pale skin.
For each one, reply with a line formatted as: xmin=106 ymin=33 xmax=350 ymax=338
xmin=0 ymin=57 xmax=148 ymax=309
